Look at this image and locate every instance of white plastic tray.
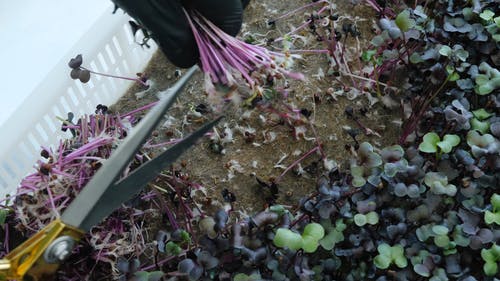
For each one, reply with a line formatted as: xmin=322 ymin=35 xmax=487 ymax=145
xmin=0 ymin=7 xmax=157 ymax=198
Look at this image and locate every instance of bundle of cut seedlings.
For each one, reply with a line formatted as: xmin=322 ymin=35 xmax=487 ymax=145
xmin=183 ymin=9 xmax=304 ymax=102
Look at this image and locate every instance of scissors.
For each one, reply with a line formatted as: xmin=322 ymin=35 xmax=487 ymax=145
xmin=0 ymin=66 xmax=221 ymax=281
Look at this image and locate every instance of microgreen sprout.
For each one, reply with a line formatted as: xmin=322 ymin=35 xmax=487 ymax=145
xmin=471 ymin=117 xmax=490 ymax=134
xmin=273 ymin=228 xmax=303 ymax=251
xmin=412 ymin=251 xmax=436 ymax=278
xmin=466 ymin=130 xmax=500 ymax=157
xmin=474 ymin=62 xmax=500 ymax=95
xmin=273 ymin=223 xmax=325 ymax=253
xmin=132 ymin=271 xmax=164 ymax=281
xmin=395 ymin=10 xmax=415 ymax=32
xmin=302 ymin=222 xmax=326 ymax=253
xmin=68 ymin=54 xmax=149 ymax=87
xmin=373 ymin=243 xmax=407 ymax=269
xmin=471 ymin=108 xmax=493 ymax=134
xmin=481 ymin=244 xmax=500 ymax=276
xmin=424 ymin=172 xmax=457 ymax=196
xmin=484 ymin=193 xmax=500 ymax=225
xmin=381 ymin=145 xmax=409 ymax=177
xmin=233 ymin=273 xmax=262 ymax=281
xmin=431 ymin=225 xmax=455 ymax=253
xmin=350 ymin=142 xmax=383 ymax=187
xmin=319 ymin=219 xmax=346 ymax=251
xmin=438 ymin=44 xmax=469 ymax=62
xmin=418 ymin=132 xmax=460 ymax=155
xmin=353 ymin=211 xmax=379 ymax=226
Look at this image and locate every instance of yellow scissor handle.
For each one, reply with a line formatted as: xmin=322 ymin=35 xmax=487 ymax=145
xmin=0 ymin=219 xmax=84 ymax=281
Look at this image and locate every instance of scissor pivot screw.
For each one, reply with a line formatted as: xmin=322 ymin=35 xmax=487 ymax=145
xmin=44 ymin=236 xmax=75 ymax=263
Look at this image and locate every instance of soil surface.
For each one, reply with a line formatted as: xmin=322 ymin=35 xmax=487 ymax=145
xmin=111 ymin=0 xmax=401 ymax=218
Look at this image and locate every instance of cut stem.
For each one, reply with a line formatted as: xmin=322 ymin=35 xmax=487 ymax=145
xmin=81 ymin=67 xmax=148 ymax=87
xmin=275 ymin=146 xmax=320 ymax=184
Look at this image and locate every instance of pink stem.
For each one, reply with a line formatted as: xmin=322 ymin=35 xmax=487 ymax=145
xmin=81 ymin=67 xmax=148 ymax=87
xmin=275 ymin=146 xmax=320 ymax=183
xmin=119 ymin=101 xmax=158 ymax=118
xmin=269 ymin=0 xmax=328 ymax=23
xmin=45 ymin=186 xmax=60 ymax=218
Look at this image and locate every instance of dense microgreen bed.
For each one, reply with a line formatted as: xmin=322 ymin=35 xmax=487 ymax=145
xmin=1 ymin=0 xmax=499 ymax=280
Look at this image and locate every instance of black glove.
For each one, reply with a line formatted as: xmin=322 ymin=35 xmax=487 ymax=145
xmin=112 ymin=0 xmax=245 ymax=68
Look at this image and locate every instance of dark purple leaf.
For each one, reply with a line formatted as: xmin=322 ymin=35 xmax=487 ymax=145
xmin=322 ymin=258 xmax=341 ymax=272
xmin=79 ymin=69 xmax=91 ymax=83
xmin=467 ymin=23 xmax=488 ymax=42
xmin=491 ymin=122 xmax=500 ymax=137
xmin=477 ymin=228 xmax=493 ymax=243
xmin=251 ymin=211 xmax=279 ymax=227
xmin=70 ymin=68 xmax=81 ymax=80
xmin=189 ymin=265 xmax=203 ymax=280
xmin=469 ymin=236 xmax=482 ymax=249
xmin=420 ymin=48 xmax=440 ymax=60
xmin=178 ymin=258 xmax=196 ymax=273
xmin=445 ymin=254 xmax=461 ymax=274
xmin=197 ymin=250 xmax=219 ymax=270
xmin=429 ymin=63 xmax=446 ymax=84
xmin=454 ymin=149 xmax=475 ymax=166
xmin=130 ymin=259 xmax=140 ymax=273
xmin=458 ymin=208 xmax=480 ymax=235
xmin=116 ymin=257 xmax=130 ymax=273
xmin=356 ymin=198 xmax=376 ymax=213
xmin=156 ymin=230 xmax=169 ymax=253
xmin=437 ymin=160 xmax=459 ymax=181
xmin=68 ymin=54 xmax=83 ymax=69
xmin=214 ymin=209 xmax=228 ymax=232
xmin=414 ymin=264 xmax=431 ymax=277
xmin=443 ymin=17 xmax=472 ymax=33
xmin=171 ymin=229 xmax=186 ymax=242
xmin=456 ymin=78 xmax=474 ymax=90
xmin=318 ymin=200 xmax=337 ymax=219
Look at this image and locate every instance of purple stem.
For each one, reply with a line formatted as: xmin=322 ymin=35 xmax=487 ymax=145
xmin=364 ymin=0 xmax=382 ymax=12
xmin=144 ymin=139 xmax=181 ymax=149
xmin=82 ymin=115 xmax=88 ymax=143
xmin=204 ymin=41 xmax=229 ymax=83
xmin=51 ymin=194 xmax=66 ymax=202
xmin=140 ymin=250 xmax=188 ymax=271
xmin=119 ymin=101 xmax=158 ymax=118
xmin=183 ymin=8 xmax=213 ymax=73
xmin=289 ymin=49 xmax=330 ymax=54
xmin=275 ymin=20 xmax=312 ymax=44
xmin=192 ymin=17 xmax=248 ymax=84
xmin=269 ymin=0 xmax=328 ymax=23
xmin=140 ymin=191 xmax=156 ymax=200
xmin=63 ymin=137 xmax=114 ymax=163
xmin=19 ymin=184 xmax=39 ymax=192
xmin=72 ymin=156 xmax=104 ymax=161
xmin=309 ymin=122 xmax=325 ymax=159
xmin=81 ymin=67 xmax=148 ymax=87
xmin=195 ymin=24 xmax=247 ymax=82
xmin=198 ymin=11 xmax=277 ymax=62
xmin=165 ymin=205 xmax=179 ymax=230
xmin=45 ymin=186 xmax=60 ymax=218
xmin=275 ymin=4 xmax=329 ymax=43
xmin=275 ymin=146 xmax=320 ymax=183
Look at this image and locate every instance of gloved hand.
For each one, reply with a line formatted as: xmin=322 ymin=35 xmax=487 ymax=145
xmin=112 ymin=0 xmax=247 ymax=68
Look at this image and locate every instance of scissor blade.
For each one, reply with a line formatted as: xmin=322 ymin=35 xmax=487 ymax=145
xmin=73 ymin=116 xmax=221 ymax=231
xmin=61 ymin=66 xmax=198 ymax=231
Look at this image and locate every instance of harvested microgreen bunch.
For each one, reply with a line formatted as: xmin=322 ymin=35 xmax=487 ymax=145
xmin=183 ymin=9 xmax=304 ymax=100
